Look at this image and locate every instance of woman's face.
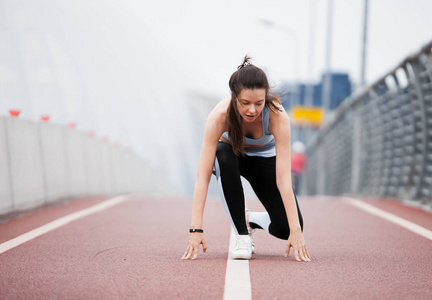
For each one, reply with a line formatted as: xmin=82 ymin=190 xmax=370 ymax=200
xmin=236 ymin=88 xmax=266 ymax=123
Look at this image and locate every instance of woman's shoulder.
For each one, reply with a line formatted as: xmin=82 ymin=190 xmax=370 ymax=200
xmin=268 ymin=100 xmax=289 ymax=120
xmin=268 ymin=101 xmax=290 ymax=134
xmin=206 ymin=97 xmax=230 ymax=129
xmin=215 ymin=97 xmax=231 ymax=111
xmin=209 ymin=97 xmax=230 ymax=119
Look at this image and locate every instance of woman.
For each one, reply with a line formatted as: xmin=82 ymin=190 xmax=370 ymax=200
xmin=181 ymin=56 xmax=310 ymax=261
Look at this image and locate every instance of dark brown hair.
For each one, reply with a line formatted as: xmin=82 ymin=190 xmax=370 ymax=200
xmin=227 ymin=55 xmax=281 ymax=156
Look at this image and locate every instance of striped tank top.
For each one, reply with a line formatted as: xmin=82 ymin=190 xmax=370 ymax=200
xmin=222 ymin=105 xmax=276 ymax=157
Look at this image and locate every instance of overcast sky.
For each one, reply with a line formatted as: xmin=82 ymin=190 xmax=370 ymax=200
xmin=123 ymin=0 xmax=432 ymax=96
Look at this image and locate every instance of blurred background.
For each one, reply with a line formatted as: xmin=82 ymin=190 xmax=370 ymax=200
xmin=1 ymin=0 xmax=432 ymax=198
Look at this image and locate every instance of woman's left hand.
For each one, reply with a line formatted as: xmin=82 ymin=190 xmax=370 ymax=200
xmin=286 ymin=229 xmax=311 ymax=262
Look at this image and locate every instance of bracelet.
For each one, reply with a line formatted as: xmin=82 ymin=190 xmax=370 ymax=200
xmin=189 ymin=229 xmax=204 ymax=233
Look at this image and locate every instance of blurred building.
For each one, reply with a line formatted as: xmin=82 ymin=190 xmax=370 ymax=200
xmin=278 ymin=72 xmax=352 ymax=146
xmin=281 ymin=72 xmax=352 ymax=110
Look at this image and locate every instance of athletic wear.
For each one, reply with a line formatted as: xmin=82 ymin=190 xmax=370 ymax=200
xmin=214 ymin=108 xmax=304 ymax=240
xmin=221 ymin=105 xmax=276 ymax=157
xmin=232 ymin=235 xmax=253 ymax=260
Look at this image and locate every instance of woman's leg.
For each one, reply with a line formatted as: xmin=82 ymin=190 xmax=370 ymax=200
xmin=214 ymin=142 xmax=249 ymax=235
xmin=239 ymin=155 xmax=303 ymax=240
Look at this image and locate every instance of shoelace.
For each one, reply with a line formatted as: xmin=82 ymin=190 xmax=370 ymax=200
xmin=236 ymin=237 xmax=251 ymax=250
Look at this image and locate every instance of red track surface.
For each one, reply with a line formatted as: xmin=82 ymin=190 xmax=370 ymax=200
xmin=0 ymin=195 xmax=431 ymax=299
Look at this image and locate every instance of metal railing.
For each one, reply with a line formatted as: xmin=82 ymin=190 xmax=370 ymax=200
xmin=302 ymin=40 xmax=432 ymax=208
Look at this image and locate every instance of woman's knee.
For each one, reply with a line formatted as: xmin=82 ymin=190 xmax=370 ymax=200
xmin=269 ymin=222 xmax=290 ymax=240
xmin=216 ymin=143 xmax=237 ymax=167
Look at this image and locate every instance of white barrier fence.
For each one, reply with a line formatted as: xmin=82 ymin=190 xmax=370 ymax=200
xmin=0 ymin=117 xmax=174 ymax=216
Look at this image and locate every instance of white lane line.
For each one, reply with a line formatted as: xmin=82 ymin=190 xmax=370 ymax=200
xmin=344 ymin=197 xmax=432 ymax=241
xmin=0 ymin=195 xmax=129 ymax=254
xmin=223 ymin=228 xmax=252 ymax=300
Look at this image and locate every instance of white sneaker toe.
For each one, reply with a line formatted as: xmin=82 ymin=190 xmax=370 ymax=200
xmin=232 ymin=235 xmax=252 ymax=260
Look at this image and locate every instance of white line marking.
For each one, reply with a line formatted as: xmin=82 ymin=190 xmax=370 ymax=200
xmin=0 ymin=195 xmax=129 ymax=254
xmin=344 ymin=197 xmax=432 ymax=241
xmin=223 ymin=228 xmax=252 ymax=300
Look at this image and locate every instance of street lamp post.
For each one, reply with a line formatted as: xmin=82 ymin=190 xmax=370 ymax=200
xmin=305 ymin=0 xmax=317 ymax=107
xmin=360 ymin=0 xmax=369 ymax=86
xmin=322 ymin=0 xmax=334 ymax=120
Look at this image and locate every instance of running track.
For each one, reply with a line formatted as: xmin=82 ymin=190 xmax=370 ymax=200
xmin=0 ymin=195 xmax=431 ymax=299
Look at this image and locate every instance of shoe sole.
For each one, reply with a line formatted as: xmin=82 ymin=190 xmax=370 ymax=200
xmin=231 ymin=250 xmax=252 ymax=260
xmin=232 ymin=254 xmax=252 ymax=260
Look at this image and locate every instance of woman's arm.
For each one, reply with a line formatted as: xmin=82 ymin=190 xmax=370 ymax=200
xmin=182 ymin=104 xmax=227 ymax=260
xmin=190 ymin=118 xmax=222 ymax=229
xmin=271 ymin=107 xmax=311 ymax=262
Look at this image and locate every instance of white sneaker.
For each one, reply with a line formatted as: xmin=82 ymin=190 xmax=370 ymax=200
xmin=232 ymin=235 xmax=252 ymax=260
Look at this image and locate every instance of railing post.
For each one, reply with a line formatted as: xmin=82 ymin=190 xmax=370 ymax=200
xmin=351 ymin=108 xmax=362 ymax=194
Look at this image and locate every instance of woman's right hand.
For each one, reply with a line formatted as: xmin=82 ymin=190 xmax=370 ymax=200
xmin=181 ymin=232 xmax=207 ymax=260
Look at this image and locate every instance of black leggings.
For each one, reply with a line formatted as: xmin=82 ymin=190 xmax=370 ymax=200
xmin=214 ymin=142 xmax=303 ymax=240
